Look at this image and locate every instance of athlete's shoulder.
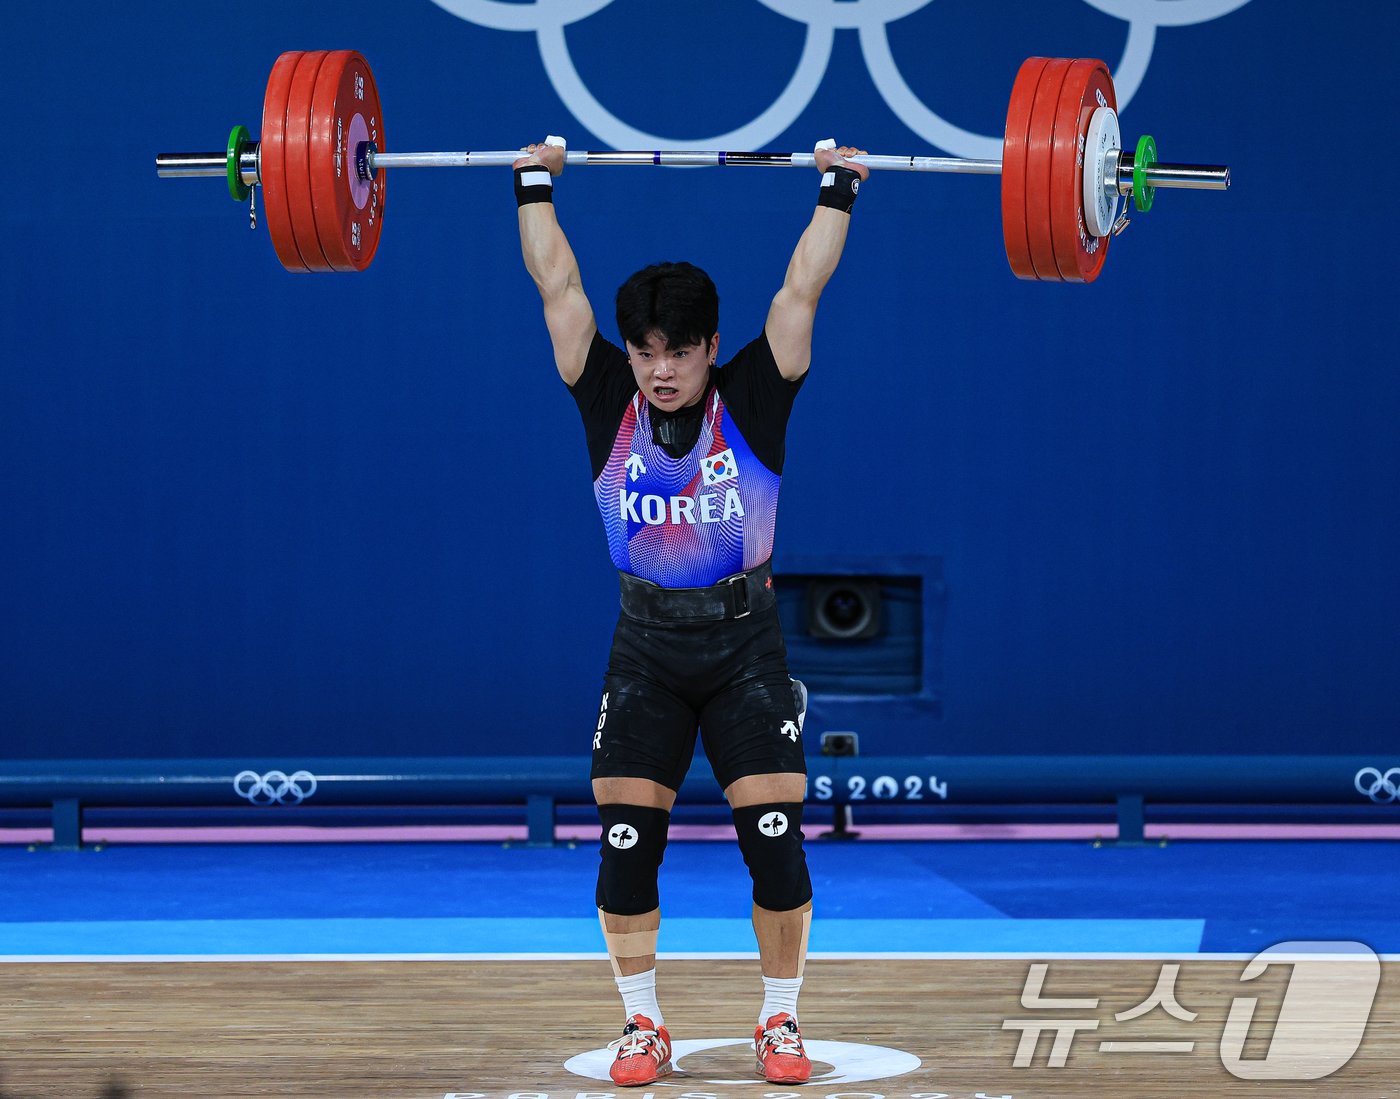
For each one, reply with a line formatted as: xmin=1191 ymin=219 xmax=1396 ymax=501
xmin=715 ymin=331 xmax=779 ymax=383
xmin=575 ymin=331 xmax=632 ymax=385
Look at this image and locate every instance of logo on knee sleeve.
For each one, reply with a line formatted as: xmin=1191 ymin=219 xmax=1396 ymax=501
xmin=758 ymin=811 xmax=789 ymax=837
xmin=608 ymin=824 xmax=640 ymax=849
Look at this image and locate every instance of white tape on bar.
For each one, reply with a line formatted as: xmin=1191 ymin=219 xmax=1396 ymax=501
xmin=817 ymin=139 xmax=844 ymax=188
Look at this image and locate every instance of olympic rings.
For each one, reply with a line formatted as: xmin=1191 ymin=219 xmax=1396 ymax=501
xmin=1353 ymin=767 xmax=1400 ymax=805
xmin=536 ymin=19 xmax=834 ymax=150
xmin=428 ymin=0 xmax=1254 ymax=155
xmin=233 ymin=768 xmax=319 ymax=806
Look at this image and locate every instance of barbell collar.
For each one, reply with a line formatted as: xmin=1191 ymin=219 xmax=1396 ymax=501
xmin=157 ymin=150 xmax=261 ymax=184
xmin=156 ymin=153 xmax=230 ymax=177
xmin=1115 ymin=152 xmax=1229 ymax=193
xmin=1137 ymin=161 xmax=1230 ymax=190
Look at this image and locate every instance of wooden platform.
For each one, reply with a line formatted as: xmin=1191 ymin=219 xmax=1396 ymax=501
xmin=0 ymin=958 xmax=1394 ymax=1097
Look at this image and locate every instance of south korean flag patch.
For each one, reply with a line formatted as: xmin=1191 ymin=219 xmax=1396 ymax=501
xmin=701 ymin=448 xmax=739 ymax=486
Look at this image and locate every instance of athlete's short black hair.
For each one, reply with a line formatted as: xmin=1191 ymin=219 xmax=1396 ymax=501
xmin=615 ymin=262 xmax=719 ymax=350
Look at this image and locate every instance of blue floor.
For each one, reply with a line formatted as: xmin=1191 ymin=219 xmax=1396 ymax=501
xmin=0 ymin=840 xmax=1393 ymax=956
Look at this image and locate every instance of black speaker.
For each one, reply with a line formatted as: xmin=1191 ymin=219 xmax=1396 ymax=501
xmin=806 ymin=578 xmax=882 ymax=640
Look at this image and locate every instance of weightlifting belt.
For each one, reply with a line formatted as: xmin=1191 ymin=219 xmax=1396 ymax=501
xmin=618 ymin=560 xmax=775 ymax=623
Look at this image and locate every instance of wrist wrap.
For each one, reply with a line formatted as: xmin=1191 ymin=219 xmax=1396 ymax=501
xmin=817 ymin=164 xmax=861 ymax=213
xmin=514 ymin=165 xmax=554 ymax=207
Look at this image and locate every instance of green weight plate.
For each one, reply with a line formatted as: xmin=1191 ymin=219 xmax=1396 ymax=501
xmin=227 ymin=124 xmax=250 ymax=202
xmin=1133 ymin=134 xmax=1157 ymax=212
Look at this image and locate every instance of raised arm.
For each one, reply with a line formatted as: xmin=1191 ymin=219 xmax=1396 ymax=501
xmin=514 ymin=139 xmax=597 ymax=385
xmin=764 ymin=142 xmax=870 ymax=381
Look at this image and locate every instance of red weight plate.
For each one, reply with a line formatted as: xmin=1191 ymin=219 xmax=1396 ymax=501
xmin=1001 ymin=57 xmax=1049 ymax=280
xmin=308 ymin=50 xmax=387 ymax=272
xmin=260 ymin=51 xmax=307 ymax=272
xmin=1024 ymin=58 xmax=1072 ymax=282
xmin=284 ymin=50 xmax=334 ymax=272
xmin=1049 ymin=58 xmax=1117 ymax=283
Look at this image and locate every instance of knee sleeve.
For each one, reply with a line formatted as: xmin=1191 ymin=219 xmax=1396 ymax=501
xmin=596 ymin=804 xmax=670 ymax=916
xmin=732 ymin=802 xmax=812 ymax=912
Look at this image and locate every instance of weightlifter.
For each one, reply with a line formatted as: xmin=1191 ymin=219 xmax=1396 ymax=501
xmin=512 ymin=136 xmax=868 ymax=1086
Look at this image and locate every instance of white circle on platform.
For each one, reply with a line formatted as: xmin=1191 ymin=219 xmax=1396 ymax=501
xmin=564 ymin=1036 xmax=921 ymax=1084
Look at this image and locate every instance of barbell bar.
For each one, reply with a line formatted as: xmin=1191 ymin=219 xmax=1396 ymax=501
xmin=155 ymin=50 xmax=1231 ymax=282
xmin=159 ymin=146 xmax=1227 ymax=186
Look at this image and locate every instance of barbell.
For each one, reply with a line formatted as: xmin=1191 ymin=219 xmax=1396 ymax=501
xmin=155 ymin=49 xmax=1230 ymax=283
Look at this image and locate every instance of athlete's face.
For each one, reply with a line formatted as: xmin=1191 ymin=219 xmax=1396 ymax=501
xmin=626 ymin=331 xmax=719 ymax=411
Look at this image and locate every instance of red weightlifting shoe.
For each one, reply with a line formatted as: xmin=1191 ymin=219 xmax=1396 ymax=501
xmin=754 ymin=1012 xmax=812 ymax=1084
xmin=608 ymin=1014 xmax=673 ymax=1086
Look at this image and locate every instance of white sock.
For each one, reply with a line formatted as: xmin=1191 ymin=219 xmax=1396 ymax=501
xmin=616 ymin=968 xmax=664 ymax=1027
xmin=759 ymin=975 xmax=803 ymax=1026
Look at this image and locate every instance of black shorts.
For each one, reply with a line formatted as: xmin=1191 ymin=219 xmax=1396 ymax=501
xmin=590 ymin=604 xmax=808 ymax=792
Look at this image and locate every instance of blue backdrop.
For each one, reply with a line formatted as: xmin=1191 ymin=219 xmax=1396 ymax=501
xmin=4 ymin=0 xmax=1397 ymax=761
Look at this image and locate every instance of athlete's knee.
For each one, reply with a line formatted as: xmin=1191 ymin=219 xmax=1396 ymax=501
xmin=732 ymin=802 xmax=812 ymax=912
xmin=596 ymin=804 xmax=671 ymax=916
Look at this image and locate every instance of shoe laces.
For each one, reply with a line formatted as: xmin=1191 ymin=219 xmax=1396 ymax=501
xmin=759 ymin=1017 xmax=804 ymax=1058
xmin=609 ymin=1021 xmax=662 ymax=1060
